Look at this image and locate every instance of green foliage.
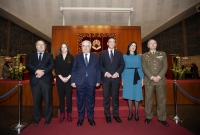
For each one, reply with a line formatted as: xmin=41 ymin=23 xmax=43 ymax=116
xmin=171 ymin=55 xmax=191 ymax=80
xmin=9 ymin=54 xmax=26 ymax=80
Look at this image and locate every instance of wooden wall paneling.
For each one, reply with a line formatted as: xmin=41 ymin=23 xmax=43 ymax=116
xmin=109 ymin=29 xmax=122 ymax=52
xmin=141 ymin=81 xmax=200 ymax=105
xmin=0 ymin=83 xmax=60 ymax=106
xmin=0 ymin=83 xmax=19 ymax=106
xmin=52 ymin=26 xmax=142 ymax=55
xmin=52 ymin=84 xmax=59 ymax=106
xmin=21 ymin=84 xmax=32 ymax=106
xmin=122 ymin=29 xmax=136 ymax=54
xmin=134 ymin=28 xmax=142 ymax=54
xmin=166 ymin=83 xmax=175 ymax=104
xmin=166 ymin=56 xmax=174 ymax=79
xmin=0 ymin=81 xmax=200 ymax=106
xmin=52 ymin=27 xmax=70 ymax=58
xmin=176 ymin=82 xmax=200 ymax=104
xmin=121 ymin=27 xmax=142 ymax=54
xmin=69 ymin=28 xmax=78 ymax=56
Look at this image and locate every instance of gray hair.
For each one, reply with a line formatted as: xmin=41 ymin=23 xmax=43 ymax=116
xmin=147 ymin=39 xmax=157 ymax=46
xmin=82 ymin=40 xmax=92 ymax=48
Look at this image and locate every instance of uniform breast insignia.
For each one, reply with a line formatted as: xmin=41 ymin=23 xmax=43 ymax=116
xmin=156 ymin=56 xmax=163 ymax=61
xmin=92 ymin=39 xmax=101 ymax=50
xmin=145 ymin=55 xmax=151 ymax=61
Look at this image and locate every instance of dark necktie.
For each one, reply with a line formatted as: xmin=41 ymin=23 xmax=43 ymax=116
xmin=84 ymin=54 xmax=88 ymax=66
xmin=38 ymin=53 xmax=42 ymax=65
xmin=110 ymin=50 xmax=114 ymax=63
xmin=84 ymin=54 xmax=88 ymax=77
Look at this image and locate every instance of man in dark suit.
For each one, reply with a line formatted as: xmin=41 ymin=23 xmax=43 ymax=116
xmin=99 ymin=38 xmax=125 ymax=123
xmin=142 ymin=39 xmax=169 ymax=126
xmin=71 ymin=40 xmax=101 ymax=126
xmin=26 ymin=40 xmax=54 ymax=126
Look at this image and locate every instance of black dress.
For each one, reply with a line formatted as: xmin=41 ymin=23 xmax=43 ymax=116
xmin=55 ymin=54 xmax=74 ymax=113
xmin=190 ymin=67 xmax=200 ymax=79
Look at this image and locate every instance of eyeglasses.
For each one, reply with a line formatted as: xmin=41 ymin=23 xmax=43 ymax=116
xmin=37 ymin=44 xmax=45 ymax=46
xmin=82 ymin=45 xmax=90 ymax=48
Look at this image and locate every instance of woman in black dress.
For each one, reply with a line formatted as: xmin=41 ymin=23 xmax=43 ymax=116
xmin=55 ymin=43 xmax=74 ymax=122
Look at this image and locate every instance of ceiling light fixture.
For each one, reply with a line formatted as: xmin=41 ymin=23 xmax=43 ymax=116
xmin=60 ymin=7 xmax=133 ymax=26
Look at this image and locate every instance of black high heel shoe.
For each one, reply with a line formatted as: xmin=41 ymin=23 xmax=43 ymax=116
xmin=128 ymin=113 xmax=133 ymax=121
xmin=135 ymin=115 xmax=139 ymax=121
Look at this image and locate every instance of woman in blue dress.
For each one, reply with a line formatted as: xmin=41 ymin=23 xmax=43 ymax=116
xmin=122 ymin=41 xmax=144 ymax=121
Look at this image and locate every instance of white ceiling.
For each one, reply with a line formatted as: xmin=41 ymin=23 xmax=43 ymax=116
xmin=0 ymin=0 xmax=200 ymax=42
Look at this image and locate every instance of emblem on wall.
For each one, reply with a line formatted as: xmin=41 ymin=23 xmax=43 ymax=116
xmin=92 ymin=39 xmax=101 ymax=50
xmin=77 ymin=33 xmax=116 ymax=53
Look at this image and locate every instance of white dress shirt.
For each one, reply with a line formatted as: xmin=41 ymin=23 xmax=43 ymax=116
xmin=108 ymin=48 xmax=114 ymax=56
xmin=83 ymin=53 xmax=90 ymax=63
xmin=37 ymin=51 xmax=44 ymax=59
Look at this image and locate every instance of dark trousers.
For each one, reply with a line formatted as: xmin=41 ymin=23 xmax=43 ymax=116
xmin=31 ymin=79 xmax=52 ymax=121
xmin=102 ymin=80 xmax=120 ymax=117
xmin=56 ymin=78 xmax=72 ymax=113
xmin=76 ymin=77 xmax=95 ymax=119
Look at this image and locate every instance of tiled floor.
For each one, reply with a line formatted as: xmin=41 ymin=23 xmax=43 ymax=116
xmin=0 ymin=105 xmax=200 ymax=135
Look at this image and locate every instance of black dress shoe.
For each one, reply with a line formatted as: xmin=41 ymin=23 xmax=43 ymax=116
xmin=158 ymin=120 xmax=169 ymax=126
xmin=113 ymin=116 xmax=122 ymax=123
xmin=128 ymin=113 xmax=133 ymax=121
xmin=33 ymin=121 xmax=39 ymax=126
xmin=106 ymin=116 xmax=112 ymax=123
xmin=88 ymin=119 xmax=96 ymax=126
xmin=77 ymin=119 xmax=84 ymax=126
xmin=33 ymin=119 xmax=41 ymax=126
xmin=44 ymin=120 xmax=51 ymax=126
xmin=144 ymin=118 xmax=151 ymax=124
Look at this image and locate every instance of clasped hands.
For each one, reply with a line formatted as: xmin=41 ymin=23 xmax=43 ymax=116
xmin=71 ymin=83 xmax=100 ymax=88
xmin=105 ymin=72 xmax=118 ymax=78
xmin=36 ymin=70 xmax=45 ymax=78
xmin=152 ymin=76 xmax=161 ymax=83
xmin=59 ymin=75 xmax=71 ymax=83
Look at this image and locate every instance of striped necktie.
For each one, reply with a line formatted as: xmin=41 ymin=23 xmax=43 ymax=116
xmin=84 ymin=54 xmax=88 ymax=77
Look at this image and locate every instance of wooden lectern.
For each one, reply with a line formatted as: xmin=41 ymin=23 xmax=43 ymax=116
xmin=166 ymin=54 xmax=177 ymax=79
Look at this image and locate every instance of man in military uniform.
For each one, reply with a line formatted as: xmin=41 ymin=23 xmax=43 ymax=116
xmin=141 ymin=39 xmax=169 ymax=126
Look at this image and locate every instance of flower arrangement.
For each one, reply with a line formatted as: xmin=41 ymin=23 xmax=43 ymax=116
xmin=9 ymin=54 xmax=26 ymax=80
xmin=171 ymin=55 xmax=191 ymax=80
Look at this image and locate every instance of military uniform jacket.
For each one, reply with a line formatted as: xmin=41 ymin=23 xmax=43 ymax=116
xmin=141 ymin=51 xmax=167 ymax=85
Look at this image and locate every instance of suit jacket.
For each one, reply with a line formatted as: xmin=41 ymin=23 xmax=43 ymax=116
xmin=71 ymin=52 xmax=101 ymax=87
xmin=26 ymin=52 xmax=55 ymax=86
xmin=141 ymin=51 xmax=167 ymax=85
xmin=99 ymin=49 xmax=125 ymax=83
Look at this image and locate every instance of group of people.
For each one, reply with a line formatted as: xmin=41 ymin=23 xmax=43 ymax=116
xmin=26 ymin=38 xmax=169 ymax=127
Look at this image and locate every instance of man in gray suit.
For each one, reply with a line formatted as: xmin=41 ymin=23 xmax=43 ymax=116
xmin=142 ymin=39 xmax=169 ymax=126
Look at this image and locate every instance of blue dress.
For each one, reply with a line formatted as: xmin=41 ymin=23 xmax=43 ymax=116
xmin=122 ymin=54 xmax=144 ymax=101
